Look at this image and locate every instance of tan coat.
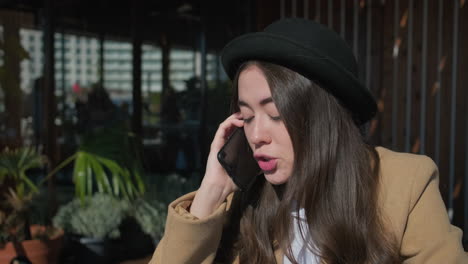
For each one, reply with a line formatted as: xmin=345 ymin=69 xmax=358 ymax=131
xmin=149 ymin=147 xmax=468 ymax=263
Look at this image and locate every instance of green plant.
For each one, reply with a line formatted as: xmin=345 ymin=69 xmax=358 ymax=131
xmin=0 ymin=147 xmax=45 ymax=244
xmin=128 ymin=198 xmax=166 ymax=240
xmin=53 ymin=193 xmax=166 ymax=240
xmin=0 ymin=147 xmax=43 ymax=198
xmin=52 ymin=194 xmax=126 ymax=239
xmin=50 ymin=117 xmax=166 ymax=241
xmin=50 ymin=122 xmax=145 ymax=203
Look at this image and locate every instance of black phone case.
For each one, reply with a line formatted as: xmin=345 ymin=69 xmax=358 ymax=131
xmin=217 ymin=128 xmax=261 ymax=191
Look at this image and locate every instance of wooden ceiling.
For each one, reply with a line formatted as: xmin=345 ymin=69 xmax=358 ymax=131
xmin=0 ymin=0 xmax=256 ymax=51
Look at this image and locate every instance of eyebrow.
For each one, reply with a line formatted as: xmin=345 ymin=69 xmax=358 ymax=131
xmin=238 ymin=97 xmax=273 ymax=108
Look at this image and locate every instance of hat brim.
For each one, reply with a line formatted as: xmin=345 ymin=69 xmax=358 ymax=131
xmin=221 ymin=32 xmax=377 ymax=124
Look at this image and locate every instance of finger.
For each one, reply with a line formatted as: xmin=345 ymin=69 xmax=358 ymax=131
xmin=215 ymin=113 xmax=244 ymax=138
xmin=223 ymin=119 xmax=244 ymax=139
xmin=219 ymin=118 xmax=244 ymax=138
xmin=225 ymin=112 xmax=242 ymax=121
xmin=211 ymin=119 xmax=244 ymax=150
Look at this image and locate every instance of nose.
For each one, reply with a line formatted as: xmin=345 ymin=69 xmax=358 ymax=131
xmin=248 ymin=118 xmax=272 ymax=147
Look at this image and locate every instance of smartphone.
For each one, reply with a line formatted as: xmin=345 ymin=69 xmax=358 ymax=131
xmin=217 ymin=127 xmax=261 ymax=191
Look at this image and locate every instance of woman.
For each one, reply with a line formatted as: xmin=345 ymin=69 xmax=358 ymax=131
xmin=150 ymin=18 xmax=468 ymax=264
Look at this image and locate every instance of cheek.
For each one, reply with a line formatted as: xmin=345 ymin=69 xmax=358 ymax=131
xmin=243 ymin=127 xmax=255 ymax=147
xmin=286 ymin=142 xmax=294 ymax=162
xmin=279 ymin=132 xmax=295 ymax=172
xmin=277 ymin=130 xmax=294 ymax=157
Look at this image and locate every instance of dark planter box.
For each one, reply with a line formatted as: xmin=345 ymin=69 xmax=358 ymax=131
xmin=58 ymin=218 xmax=154 ymax=264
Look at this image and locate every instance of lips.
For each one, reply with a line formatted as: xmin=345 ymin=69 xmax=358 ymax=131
xmin=254 ymin=154 xmax=278 ymax=172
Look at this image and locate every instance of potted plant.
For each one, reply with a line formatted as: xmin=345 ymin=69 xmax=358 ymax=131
xmin=52 ymin=193 xmax=126 ymax=264
xmin=52 ymin=193 xmax=166 ymax=263
xmin=0 ymin=147 xmax=63 ymax=264
xmin=50 ymin=120 xmax=166 ymax=263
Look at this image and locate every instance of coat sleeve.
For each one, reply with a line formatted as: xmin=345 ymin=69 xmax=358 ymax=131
xmin=148 ymin=191 xmax=231 ymax=264
xmin=400 ymin=156 xmax=468 ymax=263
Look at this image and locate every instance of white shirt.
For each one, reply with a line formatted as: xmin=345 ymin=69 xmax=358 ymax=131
xmin=283 ymin=208 xmax=320 ymax=264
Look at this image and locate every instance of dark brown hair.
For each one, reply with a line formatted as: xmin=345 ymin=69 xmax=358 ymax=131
xmin=217 ymin=61 xmax=401 ymax=264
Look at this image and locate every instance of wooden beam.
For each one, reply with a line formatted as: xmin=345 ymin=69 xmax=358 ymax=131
xmin=43 ymin=0 xmax=58 ymax=220
xmin=131 ymin=1 xmax=142 ymax=138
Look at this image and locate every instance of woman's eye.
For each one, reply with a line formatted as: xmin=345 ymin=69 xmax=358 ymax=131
xmin=270 ymin=116 xmax=281 ymax=121
xmin=243 ymin=117 xmax=254 ymax=123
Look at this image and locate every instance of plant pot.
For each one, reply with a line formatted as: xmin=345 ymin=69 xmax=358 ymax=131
xmin=117 ymin=218 xmax=155 ymax=261
xmin=0 ymin=225 xmax=64 ymax=264
xmin=61 ymin=235 xmax=119 ymax=264
xmin=59 ymin=218 xmax=155 ymax=264
xmin=78 ymin=237 xmax=114 ymax=263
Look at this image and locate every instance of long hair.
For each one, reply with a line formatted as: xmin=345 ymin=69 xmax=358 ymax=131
xmin=217 ymin=61 xmax=401 ymax=264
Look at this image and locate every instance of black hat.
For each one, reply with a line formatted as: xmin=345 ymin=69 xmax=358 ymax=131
xmin=220 ymin=18 xmax=377 ymax=124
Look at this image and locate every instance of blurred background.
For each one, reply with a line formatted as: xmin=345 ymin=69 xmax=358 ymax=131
xmin=0 ymin=0 xmax=467 ymax=263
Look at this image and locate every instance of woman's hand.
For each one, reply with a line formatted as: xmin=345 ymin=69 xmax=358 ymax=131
xmin=190 ymin=113 xmax=244 ymax=219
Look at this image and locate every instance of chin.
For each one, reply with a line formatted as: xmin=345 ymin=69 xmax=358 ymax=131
xmin=264 ymin=171 xmax=289 ymax=185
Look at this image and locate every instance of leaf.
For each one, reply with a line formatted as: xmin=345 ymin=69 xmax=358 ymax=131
xmin=40 ymin=153 xmax=77 ymax=187
xmin=86 ymin=162 xmax=93 ymax=197
xmin=95 ymin=156 xmax=122 ymax=175
xmin=121 ymin=169 xmax=134 ymax=199
xmin=73 ymin=152 xmax=87 ymax=203
xmin=0 ymin=147 xmax=43 ymax=200
xmin=95 ymin=156 xmax=130 ymax=197
xmin=0 ymin=167 xmax=8 ymax=183
xmin=117 ymin=177 xmax=129 ymax=199
xmin=133 ymin=169 xmax=145 ymax=195
xmin=112 ymin=173 xmax=120 ymax=197
xmin=17 ymin=182 xmax=24 ymax=200
xmin=21 ymin=172 xmax=39 ymax=194
xmin=88 ymin=155 xmax=111 ymax=193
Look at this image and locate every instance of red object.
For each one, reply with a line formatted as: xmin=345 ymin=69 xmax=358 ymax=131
xmin=72 ymin=83 xmax=81 ymax=93
xmin=0 ymin=225 xmax=64 ymax=264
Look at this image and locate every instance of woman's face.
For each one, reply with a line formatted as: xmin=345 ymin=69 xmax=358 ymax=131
xmin=238 ymin=65 xmax=294 ymax=185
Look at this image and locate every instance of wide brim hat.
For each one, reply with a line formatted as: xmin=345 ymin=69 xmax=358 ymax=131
xmin=220 ymin=18 xmax=377 ymax=125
